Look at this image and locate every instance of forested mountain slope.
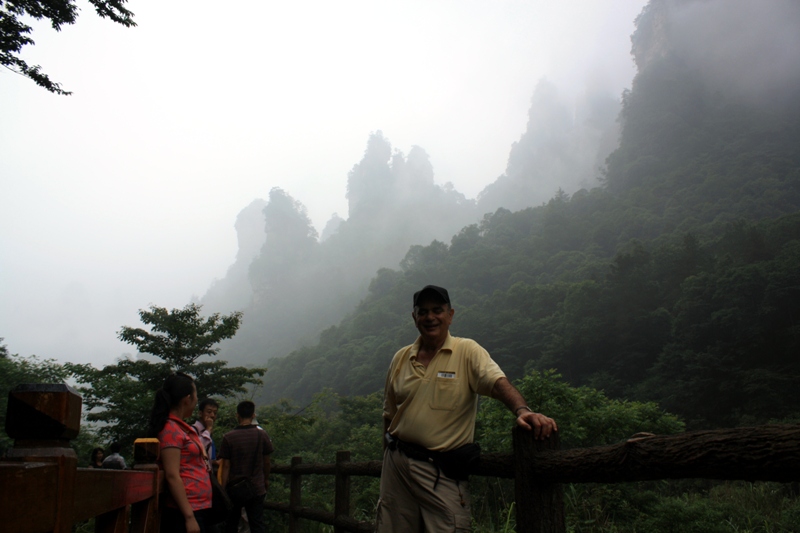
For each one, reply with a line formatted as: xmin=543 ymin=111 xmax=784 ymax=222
xmin=257 ymin=0 xmax=800 ymax=429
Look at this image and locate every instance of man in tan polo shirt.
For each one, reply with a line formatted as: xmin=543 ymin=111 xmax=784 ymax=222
xmin=376 ymin=285 xmax=558 ymax=532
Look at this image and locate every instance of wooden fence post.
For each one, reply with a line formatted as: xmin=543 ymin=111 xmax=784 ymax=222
xmin=334 ymin=450 xmax=351 ymax=533
xmin=4 ymin=383 xmax=82 ymax=533
xmin=513 ymin=427 xmax=565 ymax=533
xmin=130 ymin=438 xmax=162 ymax=533
xmin=289 ymin=456 xmax=303 ymax=533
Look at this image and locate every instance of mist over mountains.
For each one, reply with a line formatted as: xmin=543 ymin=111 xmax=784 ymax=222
xmin=196 ymin=0 xmax=800 ymax=428
xmin=199 ymin=80 xmax=623 ymax=366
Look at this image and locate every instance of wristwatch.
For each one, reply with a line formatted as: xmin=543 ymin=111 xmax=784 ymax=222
xmin=514 ymin=406 xmax=533 ymax=416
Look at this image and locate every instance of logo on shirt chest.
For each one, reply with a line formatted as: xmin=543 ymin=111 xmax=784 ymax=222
xmin=437 ymin=371 xmax=456 ymax=379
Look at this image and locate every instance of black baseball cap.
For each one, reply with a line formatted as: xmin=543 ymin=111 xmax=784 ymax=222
xmin=413 ymin=285 xmax=451 ymax=307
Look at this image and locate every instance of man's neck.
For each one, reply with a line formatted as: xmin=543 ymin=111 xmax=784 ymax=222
xmin=419 ymin=334 xmax=447 ymax=353
xmin=238 ymin=418 xmax=254 ymax=426
xmin=416 ymin=335 xmax=447 ymax=367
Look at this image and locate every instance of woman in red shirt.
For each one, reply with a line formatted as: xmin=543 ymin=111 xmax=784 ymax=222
xmin=147 ymin=372 xmax=213 ymax=533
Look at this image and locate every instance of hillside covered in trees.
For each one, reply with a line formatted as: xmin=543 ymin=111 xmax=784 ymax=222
xmin=252 ymin=0 xmax=800 ymax=430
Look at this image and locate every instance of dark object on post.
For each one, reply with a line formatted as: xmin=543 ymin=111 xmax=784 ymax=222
xmin=5 ymin=383 xmax=82 ymax=445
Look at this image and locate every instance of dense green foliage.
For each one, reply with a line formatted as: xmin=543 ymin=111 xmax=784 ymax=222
xmin=476 ymin=370 xmax=684 ymax=452
xmin=561 ymin=481 xmax=800 ymax=533
xmin=0 ymin=0 xmax=136 ymax=94
xmin=66 ymin=304 xmax=265 ymax=450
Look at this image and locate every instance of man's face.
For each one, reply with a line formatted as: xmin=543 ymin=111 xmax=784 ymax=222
xmin=201 ymin=405 xmax=218 ymax=429
xmin=412 ymin=296 xmax=454 ymax=344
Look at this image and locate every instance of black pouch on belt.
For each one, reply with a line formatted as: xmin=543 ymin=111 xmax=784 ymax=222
xmin=438 ymin=442 xmax=481 ymax=481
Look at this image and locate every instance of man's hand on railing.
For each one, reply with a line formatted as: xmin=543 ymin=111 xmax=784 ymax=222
xmin=516 ymin=410 xmax=558 ymax=440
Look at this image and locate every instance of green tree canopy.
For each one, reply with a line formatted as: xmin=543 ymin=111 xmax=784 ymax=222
xmin=1 ymin=0 xmax=136 ymax=94
xmin=118 ymin=303 xmax=243 ymax=369
xmin=67 ymin=303 xmax=265 ymax=450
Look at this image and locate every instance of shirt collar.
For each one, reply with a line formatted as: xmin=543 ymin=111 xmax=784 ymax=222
xmin=168 ymin=414 xmax=194 ymax=432
xmin=410 ymin=333 xmax=454 ymax=360
xmin=193 ymin=419 xmax=210 ymax=436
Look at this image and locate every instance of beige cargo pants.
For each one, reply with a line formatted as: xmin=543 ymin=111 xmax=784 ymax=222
xmin=375 ymin=446 xmax=471 ymax=532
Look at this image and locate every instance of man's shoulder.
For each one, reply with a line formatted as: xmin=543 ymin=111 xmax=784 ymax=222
xmin=448 ymin=336 xmax=496 ymax=366
xmin=102 ymin=454 xmax=126 ymax=469
xmin=448 ymin=335 xmax=485 ymax=352
xmin=223 ymin=425 xmax=257 ymax=441
xmin=223 ymin=425 xmax=270 ymax=454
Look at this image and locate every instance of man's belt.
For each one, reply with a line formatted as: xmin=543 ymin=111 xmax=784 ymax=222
xmin=385 ymin=433 xmax=480 ymax=486
xmin=387 ymin=434 xmax=437 ymax=463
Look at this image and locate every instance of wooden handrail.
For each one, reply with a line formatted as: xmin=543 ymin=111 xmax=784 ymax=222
xmin=264 ymin=424 xmax=800 ymax=533
xmin=1 ymin=383 xmax=163 ymax=533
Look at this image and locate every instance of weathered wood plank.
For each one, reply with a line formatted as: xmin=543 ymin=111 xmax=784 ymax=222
xmin=528 ymin=425 xmax=800 ymax=484
xmin=72 ymin=469 xmax=161 ymax=522
xmin=514 ymin=428 xmax=565 ymax=533
xmin=334 ymin=451 xmax=352 ymax=533
xmin=270 ymin=422 xmax=800 ymax=485
xmin=0 ymin=462 xmax=60 ymax=533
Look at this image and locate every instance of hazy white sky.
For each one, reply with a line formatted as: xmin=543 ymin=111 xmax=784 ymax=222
xmin=1 ymin=0 xmax=646 ymax=365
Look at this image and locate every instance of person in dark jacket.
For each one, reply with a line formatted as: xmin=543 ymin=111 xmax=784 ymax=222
xmin=219 ymin=401 xmax=274 ymax=533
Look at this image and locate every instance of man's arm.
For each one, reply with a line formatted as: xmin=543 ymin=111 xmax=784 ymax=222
xmin=491 ymin=377 xmax=558 ymax=440
xmin=220 ymin=458 xmax=230 ymax=487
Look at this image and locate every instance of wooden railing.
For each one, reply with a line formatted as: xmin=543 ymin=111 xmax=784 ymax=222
xmin=1 ymin=384 xmax=163 ymax=533
xmin=264 ymin=425 xmax=800 ymax=533
xmin=4 ymin=384 xmax=799 ymax=533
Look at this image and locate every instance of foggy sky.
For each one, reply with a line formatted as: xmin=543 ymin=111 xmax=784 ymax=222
xmin=0 ymin=1 xmax=646 ymax=365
